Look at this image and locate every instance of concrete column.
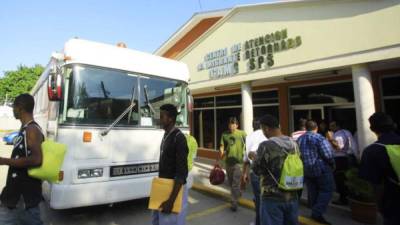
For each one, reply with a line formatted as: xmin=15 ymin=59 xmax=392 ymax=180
xmin=352 ymin=64 xmax=377 ymax=154
xmin=241 ymin=82 xmax=253 ymax=135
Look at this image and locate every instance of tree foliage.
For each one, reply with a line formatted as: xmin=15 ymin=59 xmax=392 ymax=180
xmin=0 ymin=64 xmax=44 ymax=102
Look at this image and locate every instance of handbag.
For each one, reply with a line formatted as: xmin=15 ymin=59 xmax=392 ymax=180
xmin=28 ymin=140 xmax=67 ymax=183
xmin=209 ymin=164 xmax=225 ymax=185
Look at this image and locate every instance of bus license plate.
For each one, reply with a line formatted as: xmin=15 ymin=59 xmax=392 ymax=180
xmin=110 ymin=163 xmax=159 ymax=177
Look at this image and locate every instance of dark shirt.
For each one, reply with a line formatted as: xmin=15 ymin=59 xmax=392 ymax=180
xmin=158 ymin=128 xmax=188 ymax=184
xmin=359 ymin=132 xmax=400 ymax=217
xmin=0 ymin=121 xmax=43 ymax=208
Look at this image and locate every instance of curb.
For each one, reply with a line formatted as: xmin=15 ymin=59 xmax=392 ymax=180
xmin=192 ymin=183 xmax=323 ymax=225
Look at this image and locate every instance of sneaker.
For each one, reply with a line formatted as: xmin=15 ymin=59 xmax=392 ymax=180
xmin=311 ymin=215 xmax=332 ymax=225
xmin=230 ymin=204 xmax=238 ymax=212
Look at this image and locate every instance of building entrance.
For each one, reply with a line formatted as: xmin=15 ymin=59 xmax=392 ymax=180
xmin=290 ymin=104 xmax=356 ymax=133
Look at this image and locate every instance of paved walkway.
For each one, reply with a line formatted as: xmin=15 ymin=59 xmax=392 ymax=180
xmin=191 ymin=157 xmax=382 ymax=225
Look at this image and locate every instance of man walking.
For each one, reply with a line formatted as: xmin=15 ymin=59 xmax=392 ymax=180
xmin=327 ymin=120 xmax=356 ymax=205
xmin=253 ymin=115 xmax=300 ymax=225
xmin=219 ymin=117 xmax=246 ymax=212
xmin=298 ymin=120 xmax=335 ymax=225
xmin=360 ymin=112 xmax=400 ymax=225
xmin=242 ymin=119 xmax=267 ymax=225
xmin=153 ymin=104 xmax=189 ymax=225
xmin=0 ymin=93 xmax=44 ymax=225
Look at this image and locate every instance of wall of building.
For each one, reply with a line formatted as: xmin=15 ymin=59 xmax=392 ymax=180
xmin=177 ymin=0 xmax=400 ymax=91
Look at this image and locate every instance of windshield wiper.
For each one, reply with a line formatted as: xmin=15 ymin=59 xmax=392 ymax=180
xmin=127 ymin=85 xmax=136 ymax=124
xmin=144 ymin=85 xmax=156 ymax=115
xmin=101 ymin=87 xmax=136 ymax=136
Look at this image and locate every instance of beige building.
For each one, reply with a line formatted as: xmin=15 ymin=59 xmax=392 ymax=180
xmin=156 ymin=0 xmax=400 ymax=157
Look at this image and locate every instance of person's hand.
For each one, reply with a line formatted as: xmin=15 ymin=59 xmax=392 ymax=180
xmin=248 ymin=152 xmax=256 ymax=161
xmin=159 ymin=198 xmax=174 ymax=214
xmin=214 ymin=158 xmax=221 ymax=167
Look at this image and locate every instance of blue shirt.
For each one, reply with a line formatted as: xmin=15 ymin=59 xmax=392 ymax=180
xmin=297 ymin=131 xmax=334 ymax=177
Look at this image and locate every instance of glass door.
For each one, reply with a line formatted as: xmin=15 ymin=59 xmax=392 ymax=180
xmin=325 ymin=105 xmax=356 ymax=133
xmin=290 ymin=105 xmax=324 ymax=133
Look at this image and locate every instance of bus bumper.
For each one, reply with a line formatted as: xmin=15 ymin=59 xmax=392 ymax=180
xmin=43 ymin=176 xmax=154 ymax=209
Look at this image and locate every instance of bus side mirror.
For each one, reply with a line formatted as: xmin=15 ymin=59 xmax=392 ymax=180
xmin=48 ymin=73 xmax=63 ymax=101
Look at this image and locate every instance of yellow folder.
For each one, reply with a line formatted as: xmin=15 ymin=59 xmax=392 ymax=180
xmin=148 ymin=177 xmax=183 ymax=213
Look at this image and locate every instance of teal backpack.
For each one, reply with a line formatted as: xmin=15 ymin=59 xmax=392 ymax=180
xmin=267 ymin=142 xmax=304 ymax=191
xmin=375 ymin=143 xmax=400 ymax=186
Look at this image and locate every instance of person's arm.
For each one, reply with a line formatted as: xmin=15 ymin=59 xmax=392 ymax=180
xmin=319 ymin=138 xmax=335 ymax=160
xmin=0 ymin=126 xmax=43 ymax=168
xmin=159 ymin=133 xmax=188 ymax=214
xmin=318 ymin=138 xmax=336 ymax=169
xmin=219 ymin=135 xmax=225 ymax=160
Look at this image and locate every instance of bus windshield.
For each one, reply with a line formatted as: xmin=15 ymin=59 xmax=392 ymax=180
xmin=59 ymin=65 xmax=189 ymax=127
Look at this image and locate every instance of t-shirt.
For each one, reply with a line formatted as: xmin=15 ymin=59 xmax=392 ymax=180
xmin=220 ymin=130 xmax=246 ymax=166
xmin=333 ymin=129 xmax=356 ymax=157
xmin=359 ymin=132 xmax=400 ymax=217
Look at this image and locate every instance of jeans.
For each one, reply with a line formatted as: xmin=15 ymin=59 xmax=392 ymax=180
xmin=260 ymin=197 xmax=298 ymax=225
xmin=250 ymin=171 xmax=260 ymax=225
xmin=0 ymin=204 xmax=43 ymax=225
xmin=226 ymin=163 xmax=242 ymax=207
xmin=305 ymin=170 xmax=334 ymax=218
xmin=152 ymin=185 xmax=188 ymax=225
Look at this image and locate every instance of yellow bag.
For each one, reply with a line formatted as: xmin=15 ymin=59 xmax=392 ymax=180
xmin=28 ymin=140 xmax=66 ymax=183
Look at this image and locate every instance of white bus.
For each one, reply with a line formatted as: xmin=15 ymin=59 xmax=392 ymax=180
xmin=30 ymin=39 xmax=191 ymax=209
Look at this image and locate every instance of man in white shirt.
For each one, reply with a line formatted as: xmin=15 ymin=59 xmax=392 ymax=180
xmin=242 ymin=119 xmax=268 ymax=225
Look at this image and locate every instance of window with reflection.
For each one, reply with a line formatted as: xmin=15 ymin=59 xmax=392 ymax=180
xmin=59 ymin=65 xmax=188 ymax=127
xmin=139 ymin=76 xmax=188 ymax=127
xmin=381 ymin=75 xmax=400 ymax=134
xmin=290 ymin=82 xmax=354 ymax=105
xmin=60 ymin=65 xmax=139 ymax=126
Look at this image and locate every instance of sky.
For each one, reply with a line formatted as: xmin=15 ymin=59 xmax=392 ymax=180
xmin=0 ymin=0 xmax=273 ymax=76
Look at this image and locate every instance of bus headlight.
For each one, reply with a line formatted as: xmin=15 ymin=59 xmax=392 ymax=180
xmin=78 ymin=168 xmax=103 ymax=179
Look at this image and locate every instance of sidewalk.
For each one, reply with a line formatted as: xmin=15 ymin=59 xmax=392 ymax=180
xmin=191 ymin=157 xmax=379 ymax=225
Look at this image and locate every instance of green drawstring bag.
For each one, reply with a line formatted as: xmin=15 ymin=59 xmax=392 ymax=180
xmin=376 ymin=144 xmax=400 ymax=186
xmin=267 ymin=144 xmax=304 ymax=191
xmin=28 ymin=140 xmax=67 ymax=183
